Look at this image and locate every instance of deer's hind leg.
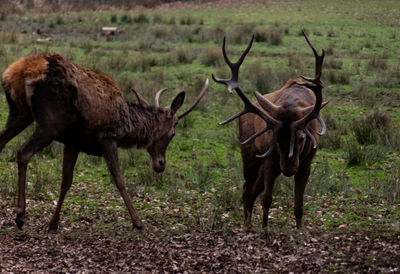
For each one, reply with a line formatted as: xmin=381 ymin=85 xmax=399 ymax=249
xmin=15 ymin=127 xmax=60 ymax=229
xmin=0 ymin=94 xmax=33 ymax=153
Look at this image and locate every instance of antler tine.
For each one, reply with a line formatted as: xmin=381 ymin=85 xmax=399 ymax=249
xmin=302 ymin=30 xmax=325 ymax=80
xmin=178 ymin=78 xmax=209 ymax=120
xmin=155 ymin=88 xmax=168 ymax=107
xmin=241 ymin=125 xmax=271 ymax=145
xmin=287 ymin=31 xmax=326 ymax=158
xmin=131 ymin=88 xmax=150 ymax=106
xmin=212 ymin=35 xmax=255 ymax=93
xmin=214 ymin=35 xmax=282 ymax=158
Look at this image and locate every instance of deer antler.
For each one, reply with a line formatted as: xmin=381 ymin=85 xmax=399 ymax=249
xmin=212 ymin=36 xmax=282 ymax=158
xmin=178 ymin=78 xmax=209 ymax=120
xmin=288 ymin=30 xmax=326 ymax=158
xmin=155 ymin=88 xmax=168 ymax=107
xmin=131 ymin=88 xmax=150 ymax=106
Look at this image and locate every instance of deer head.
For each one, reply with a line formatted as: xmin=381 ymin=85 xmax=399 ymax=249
xmin=213 ymin=31 xmax=326 ymax=176
xmin=132 ymin=79 xmax=209 ymax=173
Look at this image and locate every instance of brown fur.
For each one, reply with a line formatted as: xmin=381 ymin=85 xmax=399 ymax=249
xmin=239 ymin=79 xmax=322 ymax=230
xmin=0 ymin=52 xmax=199 ymax=231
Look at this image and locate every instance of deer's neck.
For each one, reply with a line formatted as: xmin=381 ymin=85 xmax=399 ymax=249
xmin=119 ymin=103 xmax=163 ymax=149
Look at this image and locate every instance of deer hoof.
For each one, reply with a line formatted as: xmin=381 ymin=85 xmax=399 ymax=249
xmin=48 ymin=223 xmax=59 ymax=231
xmin=133 ymin=221 xmax=145 ymax=230
xmin=15 ymin=213 xmax=25 ymax=230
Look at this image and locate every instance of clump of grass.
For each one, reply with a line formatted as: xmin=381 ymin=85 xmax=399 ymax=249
xmin=327 ymin=28 xmax=337 ymax=37
xmin=120 ymin=14 xmax=132 ymax=24
xmin=150 ymin=25 xmax=169 ymax=39
xmin=195 ymin=163 xmax=212 ymax=193
xmin=134 ymin=13 xmax=149 ymax=24
xmin=367 ymin=55 xmax=388 ymax=70
xmin=247 ymin=60 xmax=272 ymax=92
xmin=167 ymin=46 xmax=196 ymax=64
xmin=253 ymin=27 xmax=283 ymax=45
xmin=200 ymin=48 xmax=221 ymax=66
xmin=153 ymin=14 xmax=163 ymax=24
xmin=288 ymin=53 xmax=305 ymax=70
xmin=352 ymin=82 xmax=377 ymax=107
xmin=230 ymin=22 xmax=255 ymax=44
xmin=326 ymin=70 xmax=350 ymax=84
xmin=110 ymin=14 xmax=117 ymax=23
xmin=266 ymin=27 xmax=283 ymax=45
xmin=343 ymin=137 xmax=364 ymax=166
xmin=351 ymin=109 xmax=392 ymax=145
xmin=318 ymin=111 xmax=343 ymax=150
xmin=129 ymin=53 xmax=154 ymax=72
xmin=324 ymin=58 xmax=343 ymax=69
xmin=180 ymin=15 xmax=195 ymax=25
xmin=0 ymin=30 xmax=18 ymax=44
xmin=372 ymin=65 xmax=400 ymax=88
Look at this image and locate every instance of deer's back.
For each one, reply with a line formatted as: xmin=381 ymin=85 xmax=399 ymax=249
xmin=2 ymin=52 xmax=128 ymax=128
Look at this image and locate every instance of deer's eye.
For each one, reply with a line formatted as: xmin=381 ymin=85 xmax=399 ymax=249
xmin=299 ymin=135 xmax=305 ymax=142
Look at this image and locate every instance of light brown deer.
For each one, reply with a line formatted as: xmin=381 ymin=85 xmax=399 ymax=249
xmin=1 ymin=52 xmax=208 ymax=230
xmin=213 ymin=31 xmax=326 ymax=229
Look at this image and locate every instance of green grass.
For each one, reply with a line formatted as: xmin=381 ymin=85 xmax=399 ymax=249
xmin=0 ymin=0 xmax=399 ymax=233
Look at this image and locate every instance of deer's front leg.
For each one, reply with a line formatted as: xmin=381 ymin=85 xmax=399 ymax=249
xmin=100 ymin=140 xmax=144 ymax=230
xmin=49 ymin=145 xmax=79 ymax=230
xmin=242 ymin=169 xmax=263 ymax=230
xmin=294 ymin=163 xmax=311 ymax=229
xmin=261 ymin=161 xmax=280 ymax=230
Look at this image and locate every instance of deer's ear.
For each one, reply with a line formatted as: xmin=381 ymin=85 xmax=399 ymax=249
xmin=170 ymin=91 xmax=185 ymax=115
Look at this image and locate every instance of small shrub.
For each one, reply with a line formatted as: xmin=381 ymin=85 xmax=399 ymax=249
xmin=0 ymin=30 xmax=18 ymax=44
xmin=248 ymin=60 xmax=272 ymax=92
xmin=180 ymin=16 xmax=195 ymax=25
xmin=200 ymin=48 xmax=221 ymax=66
xmin=267 ymin=27 xmax=283 ymax=45
xmin=150 ymin=25 xmax=169 ymax=39
xmin=153 ymin=14 xmax=163 ymax=24
xmin=167 ymin=46 xmax=195 ymax=64
xmin=367 ymin=55 xmax=388 ymax=70
xmin=324 ymin=58 xmax=343 ymax=69
xmin=326 ymin=70 xmax=350 ymax=85
xmin=110 ymin=14 xmax=117 ymax=23
xmin=230 ymin=22 xmax=255 ymax=44
xmin=343 ymin=137 xmax=364 ymax=166
xmin=80 ymin=40 xmax=93 ymax=54
xmin=288 ymin=53 xmax=305 ymax=70
xmin=254 ymin=27 xmax=268 ymax=42
xmin=168 ymin=17 xmax=176 ymax=25
xmin=351 ymin=109 xmax=392 ymax=145
xmin=120 ymin=14 xmax=132 ymax=24
xmin=373 ymin=65 xmax=400 ymax=88
xmin=196 ymin=163 xmax=212 ymax=193
xmin=327 ymin=28 xmax=337 ymax=37
xmin=56 ymin=16 xmax=64 ymax=25
xmin=134 ymin=13 xmax=149 ymax=24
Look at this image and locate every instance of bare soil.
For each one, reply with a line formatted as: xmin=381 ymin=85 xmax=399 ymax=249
xmin=1 ymin=200 xmax=399 ymax=273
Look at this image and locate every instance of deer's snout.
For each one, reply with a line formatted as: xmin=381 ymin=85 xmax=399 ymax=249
xmin=151 ymin=157 xmax=166 ymax=173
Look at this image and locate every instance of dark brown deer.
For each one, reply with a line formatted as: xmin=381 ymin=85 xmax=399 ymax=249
xmin=212 ymin=31 xmax=326 ymax=229
xmin=1 ymin=52 xmax=208 ymax=230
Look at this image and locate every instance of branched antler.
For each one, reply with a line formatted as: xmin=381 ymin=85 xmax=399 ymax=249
xmin=212 ymin=36 xmax=282 ymax=158
xmin=288 ymin=30 xmax=327 ymax=158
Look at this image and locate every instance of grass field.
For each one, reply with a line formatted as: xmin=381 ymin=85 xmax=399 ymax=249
xmin=0 ymin=0 xmax=399 ymax=271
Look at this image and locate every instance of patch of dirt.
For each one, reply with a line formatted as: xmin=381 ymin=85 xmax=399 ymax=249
xmin=1 ymin=200 xmax=399 ymax=273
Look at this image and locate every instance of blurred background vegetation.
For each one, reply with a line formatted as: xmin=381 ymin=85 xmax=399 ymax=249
xmin=0 ymin=0 xmax=398 ymax=232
